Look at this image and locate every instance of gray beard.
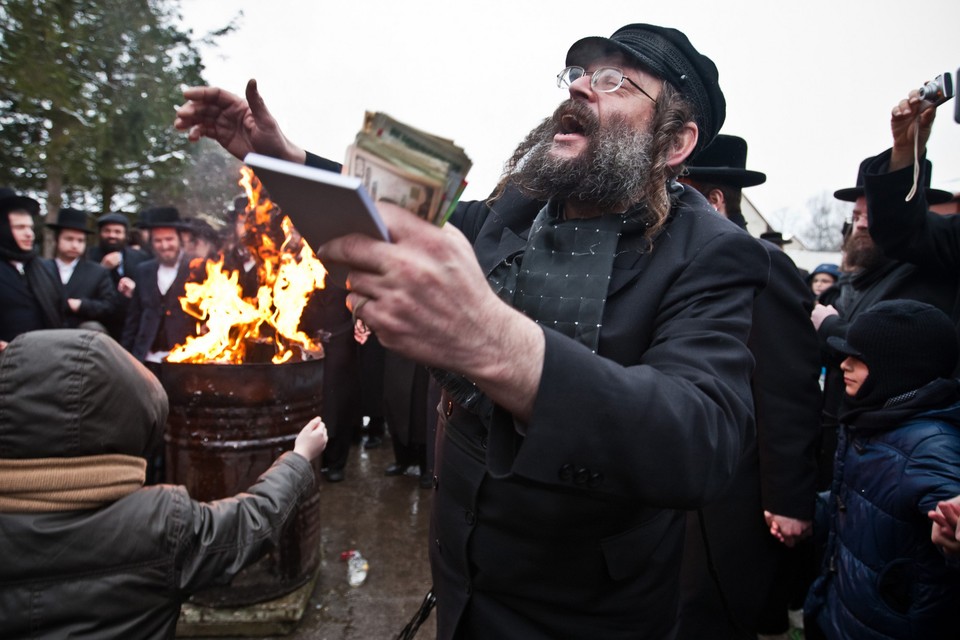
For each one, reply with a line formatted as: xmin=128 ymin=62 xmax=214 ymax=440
xmin=509 ymin=101 xmax=654 ymax=212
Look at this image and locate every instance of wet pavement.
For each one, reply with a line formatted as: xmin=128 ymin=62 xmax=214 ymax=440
xmin=211 ymin=436 xmax=437 ymax=640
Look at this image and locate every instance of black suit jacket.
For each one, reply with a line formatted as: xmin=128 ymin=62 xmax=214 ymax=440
xmin=122 ymin=257 xmax=194 ymax=361
xmin=0 ymin=259 xmax=62 ymax=342
xmin=45 ymin=258 xmax=120 ymax=329
xmin=432 ymin=186 xmax=768 ymax=639
xmin=86 ymin=246 xmax=150 ymax=339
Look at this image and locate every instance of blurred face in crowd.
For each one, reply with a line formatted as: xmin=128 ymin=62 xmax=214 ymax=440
xmin=56 ymin=229 xmax=86 ymax=262
xmin=840 ymin=356 xmax=869 ymax=396
xmin=8 ymin=212 xmax=35 ymax=252
xmin=191 ymin=237 xmax=216 ymax=259
xmin=843 ymin=197 xmax=885 ymax=272
xmin=99 ymin=223 xmax=127 ymax=252
xmin=150 ymin=227 xmax=182 ymax=267
xmin=810 ymin=273 xmax=836 ymax=296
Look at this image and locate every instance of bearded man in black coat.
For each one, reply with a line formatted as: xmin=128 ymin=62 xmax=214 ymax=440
xmin=175 ymin=24 xmax=769 ymax=639
xmin=87 ymin=212 xmax=150 ymax=340
xmin=679 ymin=135 xmax=821 ymax=639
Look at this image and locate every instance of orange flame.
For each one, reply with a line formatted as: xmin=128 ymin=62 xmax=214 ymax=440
xmin=166 ymin=167 xmax=327 ymax=364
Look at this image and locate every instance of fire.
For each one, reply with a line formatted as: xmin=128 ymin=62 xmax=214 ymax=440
xmin=166 ymin=167 xmax=327 ymax=364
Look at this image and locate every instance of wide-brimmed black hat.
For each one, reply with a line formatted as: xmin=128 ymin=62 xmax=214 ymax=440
xmin=834 ymin=156 xmax=953 ymax=204
xmin=566 ymin=23 xmax=724 ymax=159
xmin=760 ymin=231 xmax=792 ymax=246
xmin=96 ymin=212 xmax=130 ymax=228
xmin=46 ymin=207 xmax=93 ymax=234
xmin=136 ymin=206 xmax=188 ymax=230
xmin=185 ymin=217 xmax=222 ymax=244
xmin=0 ymin=187 xmax=41 ymax=217
xmin=685 ymin=135 xmax=766 ymax=188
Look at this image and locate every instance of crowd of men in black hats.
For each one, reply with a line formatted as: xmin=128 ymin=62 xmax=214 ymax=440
xmin=1 ymin=19 xmax=959 ymax=640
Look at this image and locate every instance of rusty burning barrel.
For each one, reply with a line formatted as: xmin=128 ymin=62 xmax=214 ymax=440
xmin=161 ymin=358 xmax=324 ymax=607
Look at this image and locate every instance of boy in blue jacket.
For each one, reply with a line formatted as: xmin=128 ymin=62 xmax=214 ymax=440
xmin=804 ymin=300 xmax=960 ymax=639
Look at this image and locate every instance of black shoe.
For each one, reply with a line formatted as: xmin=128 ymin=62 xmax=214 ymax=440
xmin=384 ymin=463 xmax=404 ymax=476
xmin=324 ymin=469 xmax=345 ymax=483
xmin=363 ymin=436 xmax=383 ymax=450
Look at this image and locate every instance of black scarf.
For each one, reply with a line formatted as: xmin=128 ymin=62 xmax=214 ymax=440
xmin=840 ymin=378 xmax=960 ymax=431
xmin=433 ymin=200 xmax=653 ymax=413
xmin=0 ymin=215 xmax=37 ymax=263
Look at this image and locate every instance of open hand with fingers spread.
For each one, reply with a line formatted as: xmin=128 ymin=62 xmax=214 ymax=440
xmin=174 ymin=78 xmax=306 ymax=164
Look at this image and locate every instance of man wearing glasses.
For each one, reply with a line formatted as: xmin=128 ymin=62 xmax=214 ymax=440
xmin=176 ymin=23 xmax=767 ymax=639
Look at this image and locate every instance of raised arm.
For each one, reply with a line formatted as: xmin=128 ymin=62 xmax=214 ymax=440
xmin=174 ymin=79 xmax=306 ymax=163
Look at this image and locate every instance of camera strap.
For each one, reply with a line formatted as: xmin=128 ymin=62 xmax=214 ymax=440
xmin=905 ymin=114 xmax=922 ymax=202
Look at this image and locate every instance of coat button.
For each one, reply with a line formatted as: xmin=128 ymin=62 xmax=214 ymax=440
xmin=574 ymin=467 xmax=590 ymax=485
xmin=558 ymin=464 xmax=574 ymax=481
xmin=588 ymin=472 xmax=604 ymax=488
xmin=435 ymin=538 xmax=442 ymax=553
xmin=479 ymin=435 xmax=488 ymax=450
xmin=445 ymin=400 xmax=454 ymax=417
xmin=432 ymin=475 xmax=439 ymax=489
xmin=464 ymin=509 xmax=476 ymax=526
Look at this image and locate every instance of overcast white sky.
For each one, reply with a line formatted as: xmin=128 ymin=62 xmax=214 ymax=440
xmin=177 ymin=0 xmax=960 ymax=235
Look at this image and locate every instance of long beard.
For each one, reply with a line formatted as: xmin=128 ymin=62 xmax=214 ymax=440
xmin=843 ymin=231 xmax=886 ymax=272
xmin=99 ymin=238 xmax=125 ymax=253
xmin=508 ymin=100 xmax=654 ymax=212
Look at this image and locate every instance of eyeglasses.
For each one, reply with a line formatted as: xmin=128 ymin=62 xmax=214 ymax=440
xmin=557 ymin=66 xmax=658 ymax=104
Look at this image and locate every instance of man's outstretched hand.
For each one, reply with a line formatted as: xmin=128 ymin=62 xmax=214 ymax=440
xmin=174 ymin=79 xmax=306 ymax=164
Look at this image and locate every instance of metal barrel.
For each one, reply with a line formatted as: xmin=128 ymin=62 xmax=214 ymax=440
xmin=161 ymin=359 xmax=324 ymax=607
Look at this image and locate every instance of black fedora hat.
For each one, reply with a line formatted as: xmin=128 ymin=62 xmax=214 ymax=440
xmin=184 ymin=217 xmax=222 ymax=244
xmin=685 ymin=135 xmax=766 ymax=188
xmin=760 ymin=231 xmax=793 ymax=246
xmin=47 ymin=207 xmax=93 ymax=234
xmin=566 ymin=23 xmax=724 ymax=158
xmin=834 ymin=156 xmax=953 ymax=204
xmin=0 ymin=187 xmax=41 ymax=217
xmin=136 ymin=206 xmax=188 ymax=230
xmin=96 ymin=212 xmax=130 ymax=228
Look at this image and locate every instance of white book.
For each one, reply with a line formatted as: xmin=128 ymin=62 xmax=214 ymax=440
xmin=243 ymin=152 xmax=389 ymax=287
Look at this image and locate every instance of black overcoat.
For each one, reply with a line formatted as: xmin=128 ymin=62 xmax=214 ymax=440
xmin=431 ymin=185 xmax=768 ymax=639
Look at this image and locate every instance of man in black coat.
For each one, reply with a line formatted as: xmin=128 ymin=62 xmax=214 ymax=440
xmin=862 ymin=86 xmax=960 ymax=367
xmin=175 ymin=24 xmax=768 ymax=639
xmin=811 ymin=156 xmax=956 ymax=484
xmin=0 ymin=188 xmax=62 ymax=350
xmin=87 ymin=212 xmax=150 ymax=340
xmin=679 ymin=135 xmax=822 ymax=639
xmin=121 ymin=207 xmax=196 ymax=365
xmin=44 ymin=208 xmax=119 ymax=332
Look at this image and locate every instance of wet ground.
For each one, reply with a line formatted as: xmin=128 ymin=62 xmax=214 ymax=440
xmin=211 ymin=436 xmax=437 ymax=640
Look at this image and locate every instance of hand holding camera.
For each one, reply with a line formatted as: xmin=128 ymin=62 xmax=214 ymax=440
xmin=888 ymin=71 xmax=956 ymax=172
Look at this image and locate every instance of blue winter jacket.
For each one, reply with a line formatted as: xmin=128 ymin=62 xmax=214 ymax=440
xmin=805 ymin=379 xmax=960 ymax=639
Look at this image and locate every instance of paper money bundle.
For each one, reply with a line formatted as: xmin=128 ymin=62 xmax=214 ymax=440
xmin=344 ymin=112 xmax=472 ymax=226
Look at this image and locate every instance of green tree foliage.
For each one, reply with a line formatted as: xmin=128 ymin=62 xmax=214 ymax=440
xmin=0 ymin=0 xmax=239 ymax=233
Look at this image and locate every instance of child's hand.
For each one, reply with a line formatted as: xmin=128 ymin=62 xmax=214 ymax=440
xmin=929 ymin=496 xmax=960 ymax=557
xmin=293 ymin=417 xmax=328 ymax=461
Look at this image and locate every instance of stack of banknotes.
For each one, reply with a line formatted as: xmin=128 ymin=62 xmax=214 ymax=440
xmin=344 ymin=112 xmax=472 ymax=226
